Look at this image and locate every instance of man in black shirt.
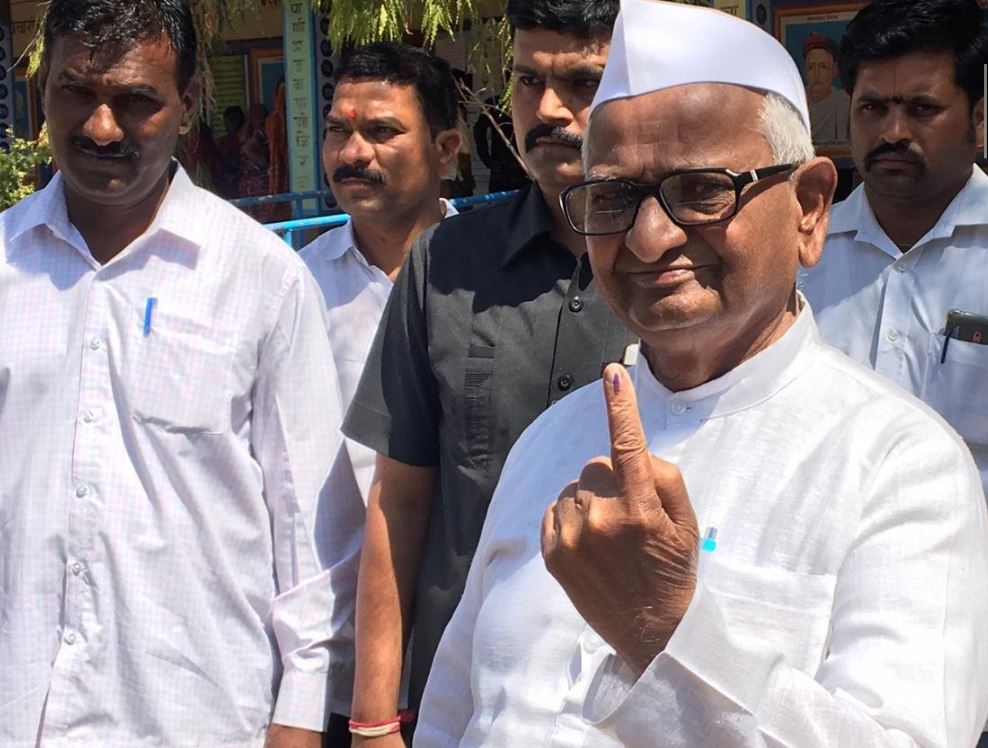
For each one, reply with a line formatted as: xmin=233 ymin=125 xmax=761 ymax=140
xmin=342 ymin=0 xmax=631 ymax=740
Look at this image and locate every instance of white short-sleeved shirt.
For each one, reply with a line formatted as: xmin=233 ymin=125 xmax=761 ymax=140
xmin=298 ymin=199 xmax=455 ymax=713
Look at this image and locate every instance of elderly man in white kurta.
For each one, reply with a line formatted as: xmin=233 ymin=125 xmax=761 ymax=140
xmin=414 ymin=2 xmax=988 ymax=746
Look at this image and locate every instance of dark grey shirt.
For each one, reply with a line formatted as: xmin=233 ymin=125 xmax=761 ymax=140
xmin=343 ymin=184 xmax=634 ymax=709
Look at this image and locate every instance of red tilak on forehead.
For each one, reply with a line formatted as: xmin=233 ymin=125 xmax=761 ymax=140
xmin=347 ymin=108 xmax=358 ymax=120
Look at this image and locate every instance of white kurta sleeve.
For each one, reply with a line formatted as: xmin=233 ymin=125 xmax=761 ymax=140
xmin=252 ymin=261 xmax=345 ymax=731
xmin=414 ymin=487 xmax=500 ymax=746
xmin=413 ymin=542 xmax=485 ymax=746
xmin=587 ymin=426 xmax=988 ymax=747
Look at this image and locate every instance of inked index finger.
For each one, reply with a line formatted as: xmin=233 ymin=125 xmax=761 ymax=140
xmin=602 ymin=363 xmax=654 ymax=503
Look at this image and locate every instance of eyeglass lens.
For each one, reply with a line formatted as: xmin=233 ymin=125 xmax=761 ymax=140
xmin=568 ymin=172 xmax=739 ymax=233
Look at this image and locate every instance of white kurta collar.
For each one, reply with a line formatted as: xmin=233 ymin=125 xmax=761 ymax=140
xmin=633 ymin=302 xmax=819 ymax=424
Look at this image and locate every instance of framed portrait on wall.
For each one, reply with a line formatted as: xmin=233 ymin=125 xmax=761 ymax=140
xmin=776 ymin=3 xmax=864 ymax=157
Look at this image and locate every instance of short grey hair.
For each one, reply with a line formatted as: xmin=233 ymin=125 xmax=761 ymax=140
xmin=757 ymin=92 xmax=815 ymax=165
xmin=583 ymin=89 xmax=815 ymax=170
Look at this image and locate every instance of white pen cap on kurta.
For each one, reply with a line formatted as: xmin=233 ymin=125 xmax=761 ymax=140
xmin=591 ymin=0 xmax=811 ymax=130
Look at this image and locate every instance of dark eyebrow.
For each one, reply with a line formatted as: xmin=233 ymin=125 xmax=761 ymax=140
xmin=558 ymin=63 xmax=605 ymax=79
xmin=364 ymin=116 xmax=405 ymax=129
xmin=121 ymin=85 xmax=162 ymax=98
xmin=856 ymin=93 xmax=944 ymax=106
xmin=513 ymin=62 xmax=604 ymax=81
xmin=58 ymin=69 xmax=86 ymax=84
xmin=327 ymin=114 xmax=406 ymax=130
xmin=58 ymin=69 xmax=162 ymax=98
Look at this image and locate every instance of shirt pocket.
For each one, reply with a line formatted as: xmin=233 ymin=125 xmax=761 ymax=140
xmin=119 ymin=306 xmax=233 ymax=436
xmin=702 ymin=554 xmax=837 ymax=675
xmin=922 ymin=332 xmax=988 ymax=447
xmin=463 ymin=344 xmax=495 ymax=470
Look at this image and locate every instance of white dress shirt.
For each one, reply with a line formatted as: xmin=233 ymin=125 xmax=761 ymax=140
xmin=0 ymin=167 xmax=344 ymax=746
xmin=298 ymin=199 xmax=455 ymax=714
xmin=801 ymin=168 xmax=988 ymax=492
xmin=416 ymin=306 xmax=988 ymax=748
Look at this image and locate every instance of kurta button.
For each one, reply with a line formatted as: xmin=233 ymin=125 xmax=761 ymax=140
xmin=64 ymin=633 xmax=76 ymax=645
xmin=557 ymin=374 xmax=574 ymax=391
xmin=671 ymin=402 xmax=688 ymax=416
xmin=894 ymin=263 xmax=907 ymax=273
xmin=89 ymin=337 xmax=102 ymax=351
xmin=75 ymin=484 xmax=89 ymax=498
xmin=886 ymin=329 xmax=899 ymax=342
xmin=569 ymin=297 xmax=584 ymax=313
xmin=71 ymin=562 xmax=83 ymax=576
xmin=82 ymin=410 xmax=95 ymax=424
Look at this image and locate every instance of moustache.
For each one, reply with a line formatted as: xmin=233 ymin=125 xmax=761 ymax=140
xmin=523 ymin=124 xmax=583 ymax=153
xmin=332 ymin=164 xmax=385 ymax=185
xmin=70 ymin=136 xmax=139 ymax=160
xmin=863 ymin=141 xmax=924 ymax=171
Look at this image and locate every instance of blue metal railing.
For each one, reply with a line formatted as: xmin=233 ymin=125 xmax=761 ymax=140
xmin=230 ymin=190 xmax=335 ymax=216
xmin=263 ymin=190 xmax=519 ymax=248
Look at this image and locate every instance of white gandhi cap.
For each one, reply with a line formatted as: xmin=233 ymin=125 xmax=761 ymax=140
xmin=591 ymin=0 xmax=811 ymax=130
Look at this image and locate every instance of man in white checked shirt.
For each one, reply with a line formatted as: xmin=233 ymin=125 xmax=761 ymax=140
xmin=0 ymin=1 xmax=340 ymax=746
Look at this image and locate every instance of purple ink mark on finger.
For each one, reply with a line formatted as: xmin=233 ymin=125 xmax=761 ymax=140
xmin=612 ymin=371 xmax=621 ymax=393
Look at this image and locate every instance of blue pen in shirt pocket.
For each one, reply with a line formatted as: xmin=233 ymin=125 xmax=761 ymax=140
xmin=143 ymin=297 xmax=158 ymax=337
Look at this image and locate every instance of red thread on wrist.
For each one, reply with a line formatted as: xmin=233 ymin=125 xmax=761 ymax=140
xmin=348 ymin=710 xmax=416 ymax=731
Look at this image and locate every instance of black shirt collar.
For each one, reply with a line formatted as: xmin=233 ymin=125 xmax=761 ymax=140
xmin=501 ymin=183 xmax=559 ymax=268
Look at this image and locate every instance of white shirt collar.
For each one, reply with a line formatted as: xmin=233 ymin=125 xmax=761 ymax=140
xmin=633 ymin=300 xmax=820 ymax=423
xmin=829 ymin=167 xmax=988 ymax=253
xmin=322 ymin=197 xmax=458 ymax=265
xmin=7 ymin=162 xmax=206 ymax=259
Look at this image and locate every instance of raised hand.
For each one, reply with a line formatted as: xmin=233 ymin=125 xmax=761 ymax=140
xmin=541 ymin=363 xmax=699 ymax=675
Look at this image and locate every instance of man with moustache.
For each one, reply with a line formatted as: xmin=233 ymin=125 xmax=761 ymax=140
xmin=342 ymin=0 xmax=632 ymax=741
xmin=802 ymin=0 xmax=988 ymax=502
xmin=415 ymin=2 xmax=988 ymax=745
xmin=801 ymin=6 xmax=988 ymax=741
xmin=297 ymin=42 xmax=461 ymax=747
xmin=0 ymin=1 xmax=341 ymax=746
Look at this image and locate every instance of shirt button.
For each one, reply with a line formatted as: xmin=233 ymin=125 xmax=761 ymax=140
xmin=568 ymin=297 xmax=584 ymax=313
xmin=557 ymin=374 xmax=574 ymax=391
xmin=886 ymin=329 xmax=899 ymax=342
xmin=89 ymin=337 xmax=102 ymax=351
xmin=64 ymin=632 xmax=77 ymax=645
xmin=75 ymin=484 xmax=90 ymax=498
xmin=671 ymin=402 xmax=688 ymax=416
xmin=71 ymin=562 xmax=84 ymax=576
xmin=894 ymin=263 xmax=907 ymax=273
xmin=81 ymin=410 xmax=95 ymax=424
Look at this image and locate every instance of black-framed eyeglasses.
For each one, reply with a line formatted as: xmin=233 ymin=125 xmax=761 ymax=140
xmin=560 ymin=164 xmax=798 ymax=236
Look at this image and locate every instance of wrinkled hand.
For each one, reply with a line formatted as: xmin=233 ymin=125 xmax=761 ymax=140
xmin=263 ymin=724 xmax=322 ymax=748
xmin=541 ymin=363 xmax=699 ymax=675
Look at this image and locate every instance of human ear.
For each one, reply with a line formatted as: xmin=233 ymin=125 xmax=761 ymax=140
xmin=792 ymin=156 xmax=837 ymax=269
xmin=434 ymin=127 xmax=462 ymax=175
xmin=178 ymin=78 xmax=201 ymax=136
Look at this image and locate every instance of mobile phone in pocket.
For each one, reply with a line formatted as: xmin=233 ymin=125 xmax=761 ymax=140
xmin=945 ymin=309 xmax=988 ymax=345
